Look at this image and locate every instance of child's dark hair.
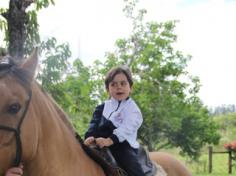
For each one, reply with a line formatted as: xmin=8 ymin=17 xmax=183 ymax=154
xmin=105 ymin=65 xmax=133 ymax=90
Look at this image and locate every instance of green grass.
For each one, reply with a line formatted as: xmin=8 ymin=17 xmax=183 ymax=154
xmin=190 ymin=153 xmax=231 ymax=176
xmin=165 ymin=147 xmax=234 ymax=176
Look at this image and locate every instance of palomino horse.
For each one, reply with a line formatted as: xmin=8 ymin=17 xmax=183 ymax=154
xmin=0 ymin=50 xmax=192 ymax=176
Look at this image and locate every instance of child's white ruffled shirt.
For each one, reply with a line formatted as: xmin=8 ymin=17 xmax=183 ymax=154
xmin=103 ymin=97 xmax=143 ymax=149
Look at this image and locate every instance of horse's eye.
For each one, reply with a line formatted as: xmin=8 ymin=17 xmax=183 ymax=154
xmin=8 ymin=103 xmax=21 ymax=114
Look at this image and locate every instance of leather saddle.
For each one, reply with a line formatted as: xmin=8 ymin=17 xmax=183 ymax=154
xmin=75 ymin=134 xmax=157 ymax=176
xmin=138 ymin=146 xmax=157 ymax=176
xmin=83 ymin=144 xmax=157 ymax=176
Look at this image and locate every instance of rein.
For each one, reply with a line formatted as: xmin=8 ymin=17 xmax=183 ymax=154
xmin=0 ymin=56 xmax=32 ymax=167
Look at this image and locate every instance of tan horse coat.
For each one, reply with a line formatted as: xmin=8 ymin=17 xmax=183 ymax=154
xmin=0 ymin=50 xmax=191 ymax=176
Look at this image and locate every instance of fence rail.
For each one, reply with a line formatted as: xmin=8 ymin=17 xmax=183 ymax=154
xmin=208 ymin=146 xmax=235 ymax=174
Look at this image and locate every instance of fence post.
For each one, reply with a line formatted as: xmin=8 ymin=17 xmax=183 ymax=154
xmin=208 ymin=146 xmax=212 ymax=173
xmin=228 ymin=150 xmax=232 ymax=174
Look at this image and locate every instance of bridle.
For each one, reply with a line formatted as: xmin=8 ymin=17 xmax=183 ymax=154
xmin=0 ymin=56 xmax=32 ymax=167
xmin=0 ymin=91 xmax=32 ymax=167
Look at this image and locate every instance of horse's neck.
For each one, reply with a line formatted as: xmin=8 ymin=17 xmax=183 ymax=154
xmin=24 ymin=83 xmax=104 ymax=176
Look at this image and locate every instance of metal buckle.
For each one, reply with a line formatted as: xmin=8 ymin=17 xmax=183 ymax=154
xmin=0 ymin=55 xmax=11 ymax=65
xmin=0 ymin=55 xmax=13 ymax=74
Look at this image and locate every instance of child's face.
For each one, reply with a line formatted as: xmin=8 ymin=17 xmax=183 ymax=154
xmin=107 ymin=72 xmax=132 ymax=101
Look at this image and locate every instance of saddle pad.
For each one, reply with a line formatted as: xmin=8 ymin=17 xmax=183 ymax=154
xmin=138 ymin=146 xmax=157 ymax=176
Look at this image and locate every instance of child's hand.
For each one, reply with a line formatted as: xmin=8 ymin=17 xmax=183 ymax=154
xmin=95 ymin=137 xmax=113 ymax=148
xmin=5 ymin=163 xmax=24 ymax=176
xmin=84 ymin=136 xmax=95 ymax=146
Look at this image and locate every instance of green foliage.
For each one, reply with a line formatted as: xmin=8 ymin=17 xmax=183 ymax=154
xmin=23 ymin=0 xmax=55 ymax=56
xmin=36 ymin=42 xmax=98 ymax=134
xmin=172 ymin=108 xmax=220 ymax=159
xmin=60 ymin=59 xmax=97 ymax=114
xmin=24 ymin=10 xmax=40 ymax=55
xmin=36 ymin=0 xmax=55 ymax=11
xmin=0 ymin=0 xmax=54 ymax=55
xmin=37 ymin=37 xmax=71 ymax=100
xmin=89 ymin=60 xmax=111 ymax=102
xmin=0 ymin=7 xmax=8 ymax=47
xmin=59 ymin=59 xmax=98 ymax=135
xmin=214 ymin=113 xmax=236 ymax=146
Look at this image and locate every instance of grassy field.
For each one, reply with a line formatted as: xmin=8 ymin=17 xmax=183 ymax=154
xmin=190 ymin=153 xmax=231 ymax=176
xmin=165 ymin=146 xmax=234 ymax=176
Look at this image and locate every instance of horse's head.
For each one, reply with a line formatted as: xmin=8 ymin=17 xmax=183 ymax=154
xmin=0 ymin=49 xmax=107 ymax=176
xmin=0 ymin=49 xmax=38 ymax=173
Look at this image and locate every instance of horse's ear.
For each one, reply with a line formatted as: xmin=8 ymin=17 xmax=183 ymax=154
xmin=20 ymin=48 xmax=39 ymax=81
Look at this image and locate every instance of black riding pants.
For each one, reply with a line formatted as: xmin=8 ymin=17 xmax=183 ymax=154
xmin=110 ymin=141 xmax=145 ymax=176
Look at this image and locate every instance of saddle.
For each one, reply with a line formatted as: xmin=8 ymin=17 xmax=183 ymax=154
xmin=138 ymin=146 xmax=157 ymax=176
xmin=84 ymin=145 xmax=158 ymax=176
xmin=75 ymin=133 xmax=126 ymax=176
xmin=75 ymin=134 xmax=158 ymax=176
xmin=88 ymin=145 xmax=128 ymax=176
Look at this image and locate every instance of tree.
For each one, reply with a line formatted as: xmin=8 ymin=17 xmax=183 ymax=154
xmin=91 ymin=0 xmax=220 ymax=159
xmin=0 ymin=0 xmax=75 ymax=112
xmin=0 ymin=0 xmax=73 ymax=108
xmin=0 ymin=0 xmax=55 ymax=58
xmin=59 ymin=59 xmax=98 ymax=134
xmin=0 ymin=0 xmax=96 ymax=135
xmin=37 ymin=37 xmax=71 ymax=99
xmin=209 ymin=104 xmax=236 ymax=116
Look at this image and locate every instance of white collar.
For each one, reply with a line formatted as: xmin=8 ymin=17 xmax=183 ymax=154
xmin=110 ymin=97 xmax=130 ymax=105
xmin=103 ymin=97 xmax=132 ymax=119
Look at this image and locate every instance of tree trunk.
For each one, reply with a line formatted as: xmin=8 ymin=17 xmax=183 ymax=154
xmin=2 ymin=0 xmax=32 ymax=59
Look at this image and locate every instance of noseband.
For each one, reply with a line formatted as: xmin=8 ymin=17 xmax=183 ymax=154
xmin=0 ymin=56 xmax=32 ymax=167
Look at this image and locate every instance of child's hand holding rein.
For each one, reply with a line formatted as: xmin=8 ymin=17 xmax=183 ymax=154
xmin=5 ymin=163 xmax=24 ymax=176
xmin=84 ymin=136 xmax=95 ymax=146
xmin=84 ymin=136 xmax=113 ymax=148
xmin=95 ymin=137 xmax=113 ymax=148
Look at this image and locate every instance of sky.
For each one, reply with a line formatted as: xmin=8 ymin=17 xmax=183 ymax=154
xmin=1 ymin=0 xmax=236 ymax=108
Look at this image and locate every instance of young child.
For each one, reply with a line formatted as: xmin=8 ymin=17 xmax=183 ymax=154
xmin=5 ymin=163 xmax=24 ymax=176
xmin=84 ymin=65 xmax=145 ymax=176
